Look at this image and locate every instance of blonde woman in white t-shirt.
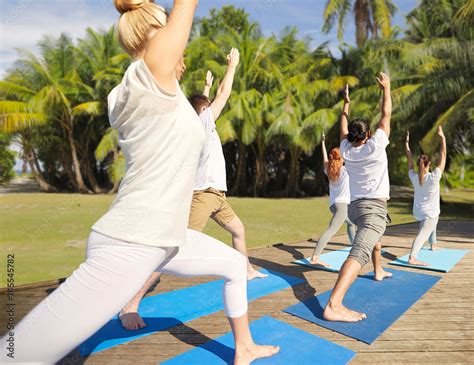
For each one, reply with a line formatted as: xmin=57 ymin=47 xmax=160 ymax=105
xmin=310 ymin=132 xmax=355 ymax=267
xmin=0 ymin=2 xmax=279 ymax=363
xmin=119 ymin=48 xmax=268 ymax=332
xmin=405 ymin=126 xmax=446 ymax=266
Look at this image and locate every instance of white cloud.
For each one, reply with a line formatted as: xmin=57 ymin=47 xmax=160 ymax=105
xmin=1 ymin=0 xmax=117 ymax=76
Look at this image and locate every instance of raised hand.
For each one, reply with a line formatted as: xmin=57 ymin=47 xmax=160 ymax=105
xmin=437 ymin=125 xmax=445 ymax=139
xmin=406 ymin=131 xmax=410 ymax=144
xmin=322 ymin=131 xmax=326 ymax=142
xmin=227 ymin=48 xmax=240 ymax=68
xmin=376 ymin=72 xmax=390 ymax=90
xmin=343 ymin=84 xmax=350 ymax=104
xmin=206 ymin=70 xmax=214 ymax=87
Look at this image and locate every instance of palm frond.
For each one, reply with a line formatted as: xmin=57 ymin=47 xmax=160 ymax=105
xmin=95 ymin=128 xmax=118 ymax=162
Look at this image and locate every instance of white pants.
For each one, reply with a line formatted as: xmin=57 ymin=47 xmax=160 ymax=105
xmin=410 ymin=216 xmax=439 ymax=258
xmin=1 ymin=229 xmax=248 ymax=364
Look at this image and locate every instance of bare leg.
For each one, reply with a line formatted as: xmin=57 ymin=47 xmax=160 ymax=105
xmin=224 ymin=216 xmax=267 ymax=280
xmin=120 ymin=272 xmax=161 ymax=330
xmin=372 ymin=242 xmax=392 ymax=281
xmin=323 ymin=258 xmax=366 ymax=322
xmin=230 ymin=313 xmax=280 ymax=365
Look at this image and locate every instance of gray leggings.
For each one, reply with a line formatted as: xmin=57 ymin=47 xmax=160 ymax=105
xmin=348 ymin=199 xmax=389 ymax=266
xmin=313 ymin=203 xmax=355 ymax=257
xmin=410 ymin=216 xmax=439 ymax=258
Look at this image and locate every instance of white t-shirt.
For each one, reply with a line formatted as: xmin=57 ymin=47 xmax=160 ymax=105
xmin=324 ymin=166 xmax=351 ymax=206
xmin=408 ymin=167 xmax=442 ymax=221
xmin=92 ymin=60 xmax=205 ymax=248
xmin=194 ymin=108 xmax=227 ymax=191
xmin=340 ymin=129 xmax=390 ymax=201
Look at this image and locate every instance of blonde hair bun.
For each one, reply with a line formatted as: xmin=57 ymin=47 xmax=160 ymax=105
xmin=114 ymin=0 xmax=154 ymax=14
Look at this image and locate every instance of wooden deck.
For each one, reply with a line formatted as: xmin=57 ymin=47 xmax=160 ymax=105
xmin=2 ymin=221 xmax=473 ymax=364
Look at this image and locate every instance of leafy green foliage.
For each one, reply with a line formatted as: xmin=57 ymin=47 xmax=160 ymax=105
xmin=0 ymin=131 xmax=15 ymax=184
xmin=1 ymin=3 xmax=472 ymax=194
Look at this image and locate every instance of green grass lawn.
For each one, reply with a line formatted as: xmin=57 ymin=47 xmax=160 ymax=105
xmin=1 ymin=189 xmax=473 ymax=286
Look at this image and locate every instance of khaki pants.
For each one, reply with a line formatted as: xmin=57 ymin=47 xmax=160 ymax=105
xmin=188 ymin=188 xmax=237 ymax=231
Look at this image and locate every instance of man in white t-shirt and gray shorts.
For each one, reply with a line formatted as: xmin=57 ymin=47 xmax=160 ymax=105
xmin=188 ymin=48 xmax=267 ymax=281
xmin=323 ymin=76 xmax=393 ymax=323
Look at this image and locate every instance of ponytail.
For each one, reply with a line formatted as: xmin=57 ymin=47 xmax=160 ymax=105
xmin=328 ymin=148 xmax=343 ymax=182
xmin=417 ymin=155 xmax=430 ymax=186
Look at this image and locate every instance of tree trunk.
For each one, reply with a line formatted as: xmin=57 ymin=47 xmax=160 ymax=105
xmin=59 ymin=147 xmax=78 ymax=190
xmin=253 ymin=138 xmax=267 ymax=197
xmin=286 ymin=148 xmax=301 ymax=197
xmin=27 ymin=154 xmax=57 ymax=192
xmin=65 ymin=125 xmax=90 ymax=193
xmin=230 ymin=141 xmax=247 ymax=196
xmin=83 ymin=154 xmax=103 ymax=193
xmin=108 ymin=180 xmax=120 ymax=194
xmin=354 ymin=0 xmax=370 ymax=47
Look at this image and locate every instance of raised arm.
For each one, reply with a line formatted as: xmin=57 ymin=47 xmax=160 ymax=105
xmin=144 ymin=0 xmax=198 ymax=93
xmin=210 ymin=48 xmax=239 ymax=121
xmin=322 ymin=132 xmax=329 ymax=171
xmin=376 ymin=72 xmax=392 ymax=138
xmin=405 ymin=131 xmax=414 ymax=171
xmin=340 ymin=84 xmax=350 ymax=141
xmin=437 ymin=126 xmax=447 ymax=173
xmin=203 ymin=70 xmax=213 ymax=98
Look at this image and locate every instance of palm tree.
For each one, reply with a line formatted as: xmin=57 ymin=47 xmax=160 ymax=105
xmin=0 ymin=35 xmax=101 ymax=192
xmin=268 ymin=71 xmax=353 ymax=196
xmin=323 ymin=0 xmax=397 ymax=47
xmin=75 ymin=27 xmax=130 ymax=193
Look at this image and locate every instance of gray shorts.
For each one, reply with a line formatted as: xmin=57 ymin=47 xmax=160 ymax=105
xmin=347 ymin=199 xmax=389 ymax=266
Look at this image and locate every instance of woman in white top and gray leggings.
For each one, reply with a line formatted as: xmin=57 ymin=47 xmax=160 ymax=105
xmin=310 ymin=132 xmax=355 ymax=267
xmin=405 ymin=126 xmax=446 ymax=266
xmin=0 ymin=1 xmax=278 ymax=363
xmin=323 ymin=79 xmax=393 ymax=323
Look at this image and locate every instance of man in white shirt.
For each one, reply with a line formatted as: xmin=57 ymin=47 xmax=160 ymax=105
xmin=323 ymin=75 xmax=393 ymax=323
xmin=188 ymin=48 xmax=267 ymax=281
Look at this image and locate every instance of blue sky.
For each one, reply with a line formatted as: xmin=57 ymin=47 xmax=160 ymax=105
xmin=1 ymin=0 xmax=419 ymax=78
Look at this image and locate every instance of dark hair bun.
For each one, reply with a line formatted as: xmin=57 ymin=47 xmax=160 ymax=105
xmin=347 ymin=118 xmax=369 ymax=143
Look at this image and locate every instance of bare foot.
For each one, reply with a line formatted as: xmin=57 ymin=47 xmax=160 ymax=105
xmin=309 ymin=257 xmax=331 ymax=268
xmin=374 ymin=270 xmax=393 ymax=281
xmin=430 ymin=244 xmax=441 ymax=251
xmin=247 ymin=269 xmax=268 ymax=280
xmin=323 ymin=303 xmax=366 ymax=322
xmin=119 ymin=312 xmax=146 ymax=331
xmin=234 ymin=343 xmax=280 ymax=365
xmin=408 ymin=257 xmax=429 ymax=267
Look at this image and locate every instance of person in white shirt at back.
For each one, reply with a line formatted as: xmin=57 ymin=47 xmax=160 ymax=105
xmin=188 ymin=48 xmax=267 ymax=281
xmin=323 ymin=77 xmax=393 ymax=323
xmin=405 ymin=126 xmax=447 ymax=266
xmin=310 ymin=131 xmax=355 ymax=267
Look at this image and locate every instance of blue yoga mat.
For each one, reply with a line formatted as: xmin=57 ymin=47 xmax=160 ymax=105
xmin=162 ymin=316 xmax=356 ymax=365
xmin=293 ymin=247 xmax=385 ymax=273
xmin=283 ymin=268 xmax=441 ymax=344
xmin=79 ymin=269 xmax=303 ymax=355
xmin=389 ymin=248 xmax=469 ymax=273
xmin=293 ymin=247 xmax=351 ymax=272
